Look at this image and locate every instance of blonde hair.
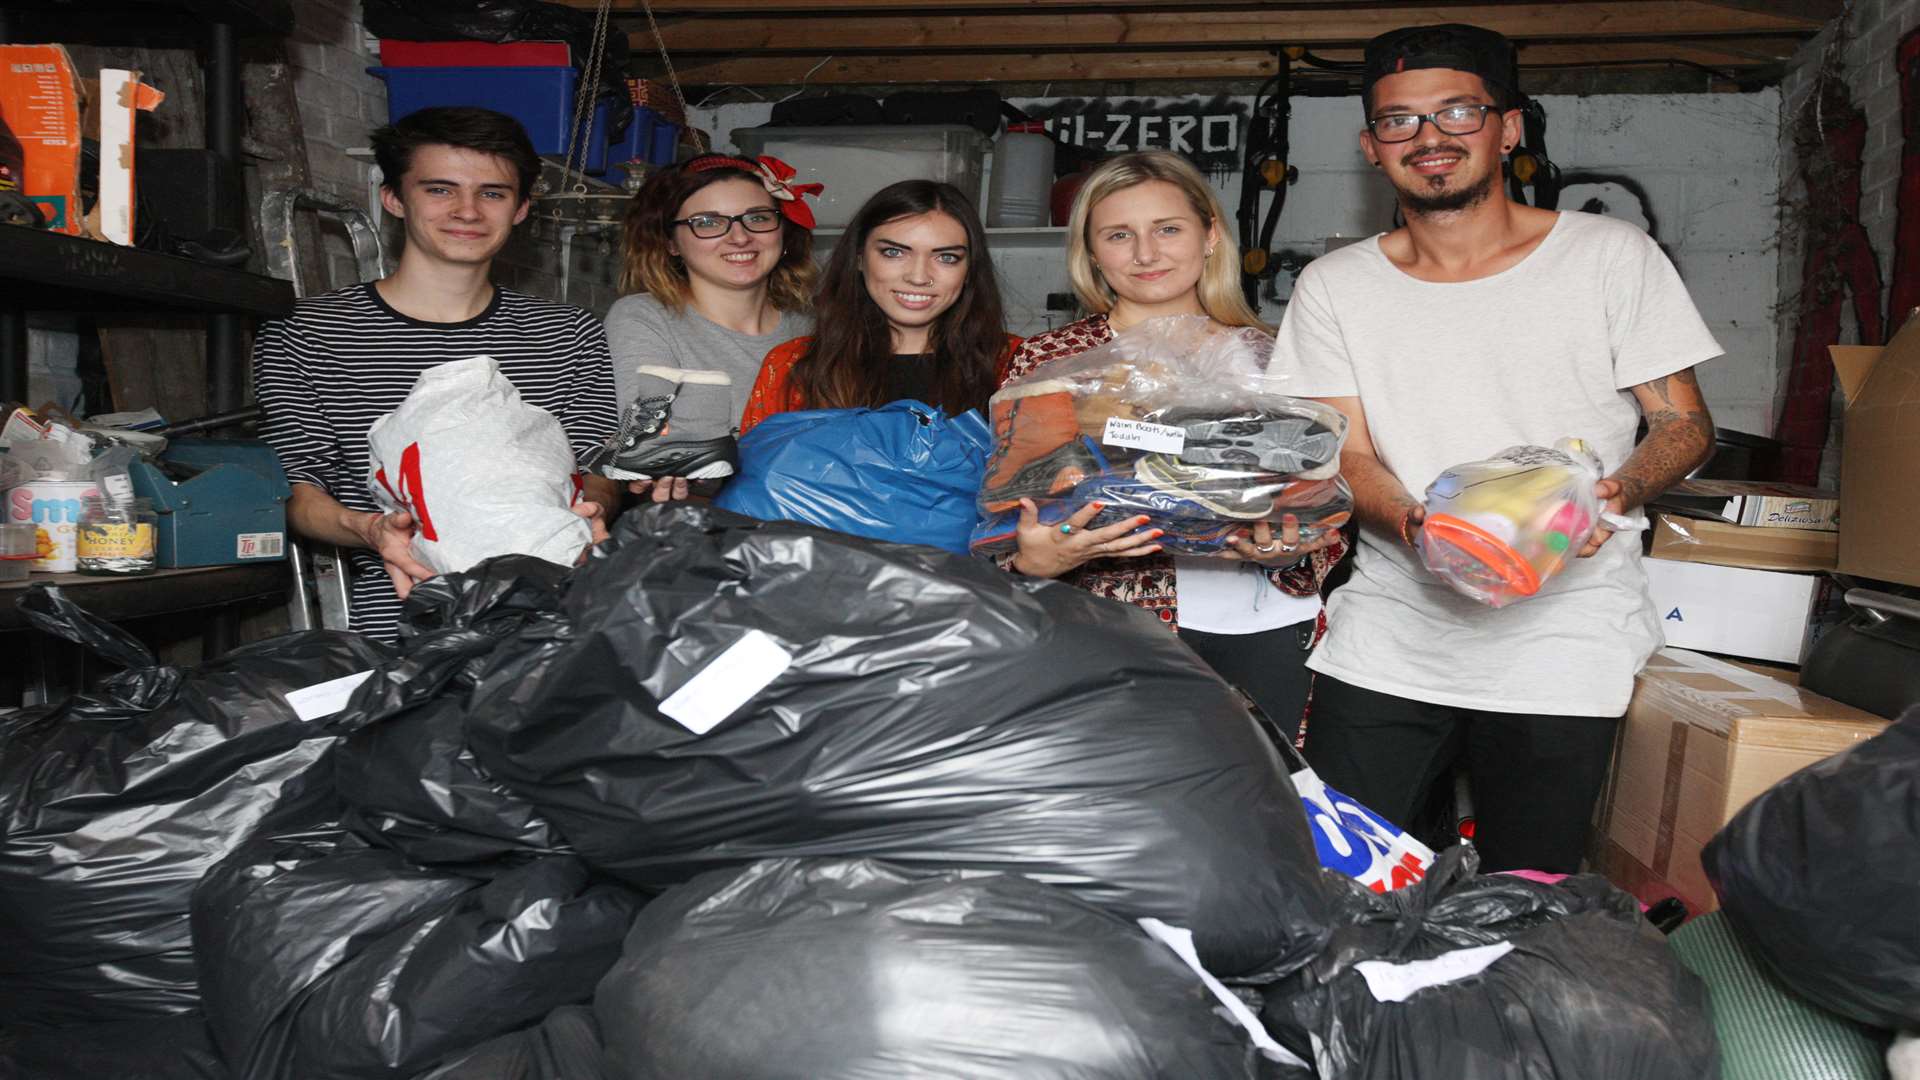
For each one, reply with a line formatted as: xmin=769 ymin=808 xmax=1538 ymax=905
xmin=618 ymin=158 xmax=816 ymax=313
xmin=1066 ymin=151 xmax=1266 ymax=331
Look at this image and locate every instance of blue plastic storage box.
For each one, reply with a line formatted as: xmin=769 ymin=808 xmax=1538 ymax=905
xmin=369 ymin=65 xmax=611 ymax=173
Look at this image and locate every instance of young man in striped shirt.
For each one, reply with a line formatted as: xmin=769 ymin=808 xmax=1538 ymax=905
xmin=254 ymin=107 xmax=621 ymax=641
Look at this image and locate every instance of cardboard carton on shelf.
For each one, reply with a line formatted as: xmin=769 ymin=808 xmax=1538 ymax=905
xmin=1655 ymin=478 xmax=1839 ymax=531
xmin=1643 ymin=557 xmax=1826 ymax=664
xmin=1648 ymin=514 xmax=1838 ymax=572
xmin=1591 ymin=648 xmax=1887 ymax=915
xmin=1830 ymin=324 xmax=1920 ymax=587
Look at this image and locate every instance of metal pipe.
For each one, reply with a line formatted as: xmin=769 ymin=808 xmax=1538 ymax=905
xmin=0 ymin=308 xmax=25 ymax=403
xmin=206 ymin=22 xmax=245 ymax=413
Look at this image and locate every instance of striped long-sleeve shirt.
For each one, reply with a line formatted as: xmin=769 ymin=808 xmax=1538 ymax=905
xmin=253 ymin=283 xmax=619 ymax=641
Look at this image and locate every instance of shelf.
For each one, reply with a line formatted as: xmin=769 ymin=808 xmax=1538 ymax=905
xmin=27 ymin=0 xmax=293 ymax=37
xmin=0 ymin=226 xmax=295 ymax=320
xmin=1 ymin=563 xmax=290 ymax=632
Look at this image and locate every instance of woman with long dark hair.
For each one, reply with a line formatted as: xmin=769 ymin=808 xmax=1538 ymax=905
xmin=739 ymin=180 xmax=1018 ymax=430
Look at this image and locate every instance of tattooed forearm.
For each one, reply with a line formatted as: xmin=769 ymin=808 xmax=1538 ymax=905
xmin=1614 ymin=368 xmax=1716 ymax=509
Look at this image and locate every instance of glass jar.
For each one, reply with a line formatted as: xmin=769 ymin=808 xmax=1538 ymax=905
xmin=76 ymin=496 xmax=157 ymax=576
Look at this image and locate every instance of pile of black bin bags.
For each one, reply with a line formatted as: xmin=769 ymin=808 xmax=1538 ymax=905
xmin=0 ymin=506 xmax=1724 ymax=1079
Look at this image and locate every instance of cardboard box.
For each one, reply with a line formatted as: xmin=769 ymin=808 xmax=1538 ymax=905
xmin=1644 ymin=558 xmax=1823 ymax=664
xmin=1592 ymin=648 xmax=1887 ymax=914
xmin=1649 ymin=514 xmax=1838 ymax=572
xmin=0 ymin=44 xmax=83 ymax=234
xmin=1830 ymin=323 xmax=1920 ymax=587
xmin=1660 ymin=479 xmax=1839 ymax=531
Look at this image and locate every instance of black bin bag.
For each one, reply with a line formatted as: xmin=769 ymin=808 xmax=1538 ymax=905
xmin=332 ymin=556 xmax=575 ymax=866
xmin=594 ymin=858 xmax=1257 ymax=1080
xmin=0 ymin=1013 xmax=226 ymax=1080
xmin=1703 ymin=707 xmax=1920 ymax=1030
xmin=409 ymin=1005 xmax=606 ymax=1080
xmin=0 ymin=586 xmax=392 ymax=1024
xmin=462 ymin=505 xmax=1332 ymax=977
xmin=1260 ymin=847 xmax=1720 ymax=1080
xmin=193 ymin=828 xmax=638 ymax=1080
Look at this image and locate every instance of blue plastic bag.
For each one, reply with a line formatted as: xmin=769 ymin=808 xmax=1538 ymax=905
xmin=715 ymin=400 xmax=992 ymax=554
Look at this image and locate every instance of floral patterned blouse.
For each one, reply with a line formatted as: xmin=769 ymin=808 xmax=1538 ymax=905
xmin=996 ymin=313 xmax=1348 ymax=632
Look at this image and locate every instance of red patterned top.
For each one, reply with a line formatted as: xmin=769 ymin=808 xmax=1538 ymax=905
xmin=996 ymin=313 xmax=1348 ymax=631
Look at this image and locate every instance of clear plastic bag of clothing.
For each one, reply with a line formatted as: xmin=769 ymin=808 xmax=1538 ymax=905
xmin=972 ymin=316 xmax=1351 ymax=557
xmin=1418 ymin=437 xmax=1606 ymax=606
xmin=1703 ymin=707 xmax=1920 ymax=1030
xmin=594 ymin=858 xmax=1260 ymax=1080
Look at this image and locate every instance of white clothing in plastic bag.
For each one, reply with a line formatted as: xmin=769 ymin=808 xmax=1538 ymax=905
xmin=366 ymin=356 xmax=590 ymax=576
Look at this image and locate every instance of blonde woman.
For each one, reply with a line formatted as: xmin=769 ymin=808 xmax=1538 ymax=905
xmin=598 ymin=155 xmax=818 ymax=499
xmin=997 ymin=151 xmax=1347 ymax=741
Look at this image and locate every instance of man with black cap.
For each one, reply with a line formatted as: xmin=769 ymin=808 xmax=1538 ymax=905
xmin=1272 ymin=24 xmax=1720 ymax=873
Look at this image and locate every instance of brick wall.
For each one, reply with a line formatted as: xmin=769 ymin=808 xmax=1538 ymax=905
xmin=1774 ymin=0 xmax=1920 ymax=483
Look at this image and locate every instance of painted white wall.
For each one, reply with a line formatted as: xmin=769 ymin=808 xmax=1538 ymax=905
xmin=695 ymin=89 xmax=1781 ymax=434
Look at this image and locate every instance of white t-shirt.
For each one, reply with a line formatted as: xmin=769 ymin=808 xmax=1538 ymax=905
xmin=1176 ymin=557 xmax=1321 ymax=634
xmin=1271 ymin=211 xmax=1722 ymax=716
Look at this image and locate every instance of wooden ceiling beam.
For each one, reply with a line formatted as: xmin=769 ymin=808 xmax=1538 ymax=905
xmin=628 ymin=4 xmax=1821 ymax=54
xmin=1695 ymin=0 xmax=1843 ymax=21
xmin=591 ymin=0 xmax=1823 ymax=27
xmin=668 ymin=40 xmax=1789 ymax=85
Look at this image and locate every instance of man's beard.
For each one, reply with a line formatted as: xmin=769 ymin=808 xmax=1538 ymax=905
xmin=1397 ymin=164 xmax=1496 ymax=216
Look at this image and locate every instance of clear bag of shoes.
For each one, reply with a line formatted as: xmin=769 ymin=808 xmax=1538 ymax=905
xmin=971 ymin=315 xmax=1351 ymax=557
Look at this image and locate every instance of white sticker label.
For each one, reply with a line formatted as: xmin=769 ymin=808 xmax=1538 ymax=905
xmin=237 ymin=531 xmax=285 ymax=559
xmin=1139 ymin=918 xmax=1309 ymax=1069
xmin=284 ymin=670 xmax=375 ymax=722
xmin=658 ymin=629 xmax=793 ymax=735
xmin=1102 ymin=417 xmax=1186 ymax=454
xmin=1354 ymin=941 xmax=1514 ymax=1003
xmin=103 ymin=474 xmax=135 ymax=503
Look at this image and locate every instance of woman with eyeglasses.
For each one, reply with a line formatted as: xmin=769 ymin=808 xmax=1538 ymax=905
xmin=600 ymin=155 xmax=819 ymax=501
xmin=738 ymin=179 xmax=1019 ymax=433
xmin=995 ymin=151 xmax=1347 ymax=744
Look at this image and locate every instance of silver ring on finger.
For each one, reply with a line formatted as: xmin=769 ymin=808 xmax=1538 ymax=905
xmin=1254 ymin=541 xmax=1279 ymax=554
xmin=1279 ymin=541 xmax=1299 ymax=553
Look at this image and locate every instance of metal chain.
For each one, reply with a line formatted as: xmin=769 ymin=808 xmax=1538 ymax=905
xmin=639 ymin=0 xmax=689 ymax=126
xmin=560 ymin=0 xmax=615 ymax=195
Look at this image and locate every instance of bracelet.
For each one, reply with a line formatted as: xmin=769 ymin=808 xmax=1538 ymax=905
xmin=1398 ymin=506 xmax=1420 ymax=548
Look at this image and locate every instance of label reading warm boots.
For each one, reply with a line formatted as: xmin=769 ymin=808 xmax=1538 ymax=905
xmin=1102 ymin=418 xmax=1185 ymax=454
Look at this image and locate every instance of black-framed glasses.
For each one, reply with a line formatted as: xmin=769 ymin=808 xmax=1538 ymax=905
xmin=672 ymin=210 xmax=782 ymax=239
xmin=1366 ymin=104 xmax=1499 ymax=143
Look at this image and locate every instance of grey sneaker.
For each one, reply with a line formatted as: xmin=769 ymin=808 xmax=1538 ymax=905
xmin=587 ymin=366 xmax=738 ymax=482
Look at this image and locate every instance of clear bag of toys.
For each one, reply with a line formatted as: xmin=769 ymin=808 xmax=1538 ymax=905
xmin=970 ymin=316 xmax=1352 ymax=558
xmin=1418 ymin=437 xmax=1608 ymax=607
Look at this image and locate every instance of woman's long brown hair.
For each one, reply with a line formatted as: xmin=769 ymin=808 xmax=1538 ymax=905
xmin=792 ymin=180 xmax=1007 ymax=414
xmin=618 ymin=155 xmax=816 ymax=312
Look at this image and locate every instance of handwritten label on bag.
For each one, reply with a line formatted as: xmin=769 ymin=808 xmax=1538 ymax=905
xmin=659 ymin=629 xmax=794 ymax=735
xmin=1102 ymin=418 xmax=1185 ymax=454
xmin=1354 ymin=941 xmax=1515 ymax=1003
xmin=285 ymin=670 xmax=375 ymax=722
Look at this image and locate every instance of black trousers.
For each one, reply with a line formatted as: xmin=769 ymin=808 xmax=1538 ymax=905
xmin=1180 ymin=619 xmax=1316 ymax=747
xmin=1302 ymin=674 xmax=1620 ymax=874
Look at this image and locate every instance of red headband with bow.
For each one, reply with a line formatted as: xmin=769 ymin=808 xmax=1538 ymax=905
xmin=685 ymin=154 xmax=826 ymax=230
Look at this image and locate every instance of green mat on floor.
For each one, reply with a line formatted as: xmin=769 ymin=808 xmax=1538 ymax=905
xmin=1669 ymin=911 xmax=1890 ymax=1080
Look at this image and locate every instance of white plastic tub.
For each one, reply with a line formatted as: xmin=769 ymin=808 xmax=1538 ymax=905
xmin=731 ymin=124 xmax=991 ymax=228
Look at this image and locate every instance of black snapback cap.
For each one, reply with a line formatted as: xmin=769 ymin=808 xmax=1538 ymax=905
xmin=1362 ymin=24 xmax=1519 ymax=110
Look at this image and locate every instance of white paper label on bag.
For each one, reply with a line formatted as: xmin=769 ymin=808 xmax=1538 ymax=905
xmin=659 ymin=629 xmax=793 ymax=735
xmin=1139 ymin=918 xmax=1310 ymax=1069
xmin=285 ymin=670 xmax=375 ymax=722
xmin=1354 ymin=941 xmax=1514 ymax=1003
xmin=1102 ymin=417 xmax=1185 ymax=454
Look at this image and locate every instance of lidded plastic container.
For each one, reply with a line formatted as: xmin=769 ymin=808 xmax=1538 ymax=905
xmin=987 ymin=120 xmax=1055 ymax=227
xmin=731 ymin=124 xmax=990 ymax=228
xmin=0 ymin=522 xmax=34 ymax=582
